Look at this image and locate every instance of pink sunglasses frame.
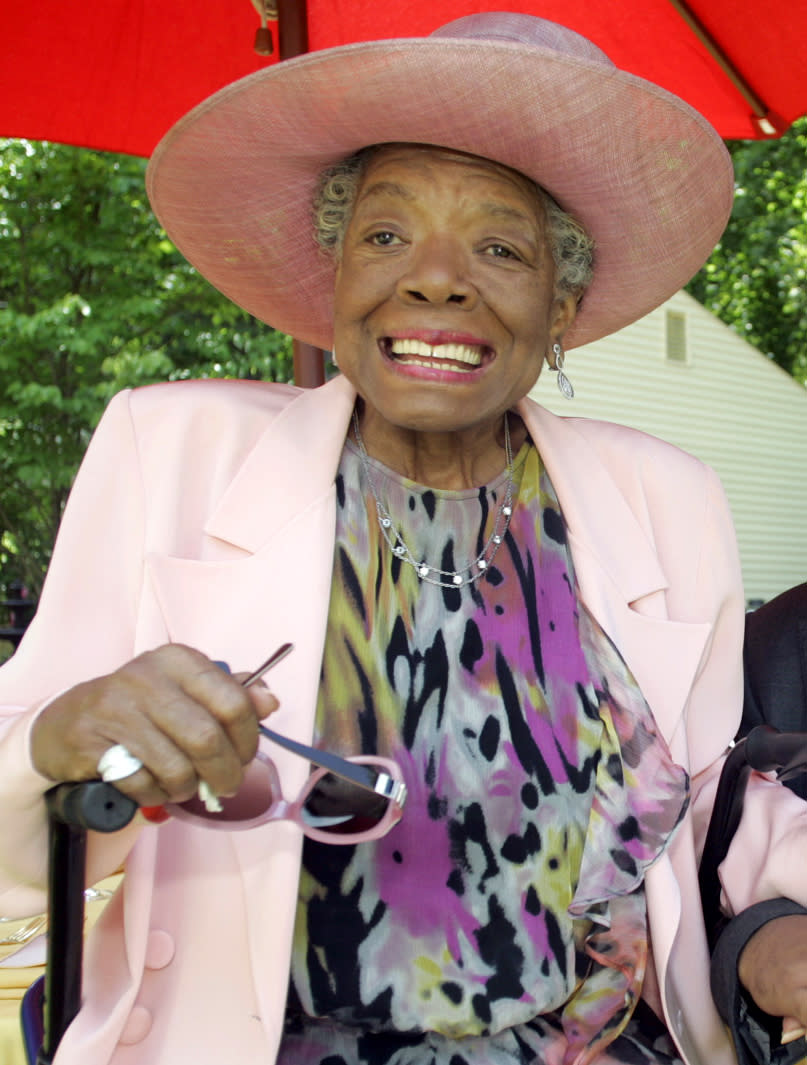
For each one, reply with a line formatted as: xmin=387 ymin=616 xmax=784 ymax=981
xmin=166 ymin=750 xmax=406 ymax=843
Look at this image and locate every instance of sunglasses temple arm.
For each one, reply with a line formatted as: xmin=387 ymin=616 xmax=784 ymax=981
xmin=258 ymin=724 xmax=380 ymax=794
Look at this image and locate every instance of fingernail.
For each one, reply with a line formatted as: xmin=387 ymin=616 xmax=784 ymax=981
xmin=781 ymin=1027 xmax=807 ymax=1045
xmin=198 ymin=780 xmax=223 ymax=813
xmin=141 ymin=805 xmax=171 ymax=824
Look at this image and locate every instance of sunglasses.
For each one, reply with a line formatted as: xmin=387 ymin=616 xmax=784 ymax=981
xmin=164 ymin=645 xmax=407 ymax=844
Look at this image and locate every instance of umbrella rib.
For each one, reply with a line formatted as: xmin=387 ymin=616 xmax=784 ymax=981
xmin=666 ymin=0 xmax=782 ymax=134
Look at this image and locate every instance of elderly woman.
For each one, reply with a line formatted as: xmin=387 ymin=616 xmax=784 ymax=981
xmin=1 ymin=13 xmax=807 ymax=1065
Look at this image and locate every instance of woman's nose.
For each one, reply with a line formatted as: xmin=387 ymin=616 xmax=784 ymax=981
xmin=396 ymin=238 xmax=477 ymax=306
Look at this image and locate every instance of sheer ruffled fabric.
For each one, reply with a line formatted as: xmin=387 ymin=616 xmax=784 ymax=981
xmin=561 ymin=602 xmax=689 ymax=1065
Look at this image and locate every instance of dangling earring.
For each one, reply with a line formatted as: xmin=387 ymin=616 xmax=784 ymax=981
xmin=330 ymin=348 xmax=339 ymax=369
xmin=550 ymin=342 xmax=574 ymax=400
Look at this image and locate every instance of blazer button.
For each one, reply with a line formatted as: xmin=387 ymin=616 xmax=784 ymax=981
xmin=144 ymin=929 xmax=176 ymax=970
xmin=119 ymin=1005 xmax=152 ymax=1045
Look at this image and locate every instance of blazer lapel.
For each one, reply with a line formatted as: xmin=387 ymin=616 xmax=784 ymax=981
xmin=519 ymin=400 xmax=711 ymax=749
xmin=204 ymin=374 xmax=356 ymax=554
xmin=145 ymin=373 xmax=357 ymax=748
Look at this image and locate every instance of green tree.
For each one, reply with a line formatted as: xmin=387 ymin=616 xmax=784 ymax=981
xmin=0 ymin=139 xmax=293 ymax=603
xmin=687 ymin=117 xmax=807 ymax=384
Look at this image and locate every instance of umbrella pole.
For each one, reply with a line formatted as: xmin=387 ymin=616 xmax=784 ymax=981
xmin=293 ymin=340 xmax=326 ymax=388
xmin=278 ymin=0 xmax=326 ymax=388
xmin=277 ymin=0 xmax=308 ymax=59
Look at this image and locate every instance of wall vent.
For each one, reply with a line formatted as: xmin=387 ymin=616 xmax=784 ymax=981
xmin=666 ymin=310 xmax=688 ymax=363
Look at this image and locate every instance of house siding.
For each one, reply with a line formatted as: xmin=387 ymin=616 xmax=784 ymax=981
xmin=531 ymin=290 xmax=807 ymax=606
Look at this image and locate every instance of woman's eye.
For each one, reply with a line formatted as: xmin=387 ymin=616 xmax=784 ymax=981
xmin=368 ymin=231 xmax=400 ymax=247
xmin=484 ymin=243 xmax=519 ymax=260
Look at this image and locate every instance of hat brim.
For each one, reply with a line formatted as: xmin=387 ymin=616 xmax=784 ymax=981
xmin=146 ymin=36 xmax=733 ymax=350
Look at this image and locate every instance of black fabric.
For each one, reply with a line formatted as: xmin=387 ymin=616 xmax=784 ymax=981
xmin=711 ymin=898 xmax=807 ymax=1065
xmin=699 ymin=740 xmax=754 ymax=951
xmin=742 ymin=584 xmax=807 ymax=800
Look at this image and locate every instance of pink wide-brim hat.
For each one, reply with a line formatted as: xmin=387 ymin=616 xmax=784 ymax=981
xmin=146 ymin=12 xmax=733 ymax=351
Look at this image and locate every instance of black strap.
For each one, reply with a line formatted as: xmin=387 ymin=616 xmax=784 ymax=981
xmin=699 ymin=738 xmax=753 ymax=950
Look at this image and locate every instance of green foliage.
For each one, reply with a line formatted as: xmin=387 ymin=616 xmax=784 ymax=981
xmin=0 ymin=139 xmax=294 ymax=597
xmin=687 ymin=117 xmax=807 ymax=384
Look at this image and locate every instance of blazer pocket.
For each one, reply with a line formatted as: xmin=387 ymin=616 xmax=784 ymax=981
xmin=145 ymin=541 xmax=332 ymax=750
xmin=614 ymin=602 xmax=712 ymax=752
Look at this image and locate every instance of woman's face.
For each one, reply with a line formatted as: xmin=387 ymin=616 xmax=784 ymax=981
xmin=332 ymin=145 xmax=576 ymax=449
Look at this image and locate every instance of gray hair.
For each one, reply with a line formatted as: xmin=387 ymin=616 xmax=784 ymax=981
xmin=313 ymin=146 xmax=594 ymax=300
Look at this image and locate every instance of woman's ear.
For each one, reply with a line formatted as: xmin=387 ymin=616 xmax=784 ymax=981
xmin=550 ymin=292 xmax=578 ymax=346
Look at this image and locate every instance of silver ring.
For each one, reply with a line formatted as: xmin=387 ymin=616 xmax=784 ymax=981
xmin=97 ymin=744 xmax=144 ymax=783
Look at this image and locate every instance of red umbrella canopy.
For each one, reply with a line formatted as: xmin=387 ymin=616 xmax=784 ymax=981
xmin=4 ymin=0 xmax=806 ymax=157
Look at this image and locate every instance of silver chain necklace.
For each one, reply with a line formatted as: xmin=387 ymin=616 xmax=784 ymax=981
xmin=351 ymin=409 xmax=517 ymax=588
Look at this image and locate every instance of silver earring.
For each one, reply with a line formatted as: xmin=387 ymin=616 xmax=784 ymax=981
xmin=551 ymin=342 xmax=574 ymax=400
xmin=330 ymin=348 xmax=339 ymax=368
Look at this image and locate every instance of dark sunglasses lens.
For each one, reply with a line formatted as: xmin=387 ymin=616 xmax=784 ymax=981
xmin=303 ymin=772 xmax=390 ymax=835
xmin=177 ymin=759 xmax=274 ymax=822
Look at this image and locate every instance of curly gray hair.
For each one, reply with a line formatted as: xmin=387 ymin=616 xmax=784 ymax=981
xmin=313 ymin=146 xmax=594 ymax=300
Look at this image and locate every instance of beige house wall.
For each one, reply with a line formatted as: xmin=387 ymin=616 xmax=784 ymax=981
xmin=530 ymin=290 xmax=807 ymax=606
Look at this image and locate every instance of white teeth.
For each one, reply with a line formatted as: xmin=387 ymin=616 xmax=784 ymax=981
xmin=389 ymin=339 xmax=483 ymax=366
xmin=395 ymin=357 xmax=474 ymax=371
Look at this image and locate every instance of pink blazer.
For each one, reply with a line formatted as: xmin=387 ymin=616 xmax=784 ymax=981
xmin=0 ymin=375 xmax=804 ymax=1064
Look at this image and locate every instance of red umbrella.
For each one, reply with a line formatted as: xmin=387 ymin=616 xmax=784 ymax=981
xmin=5 ymin=0 xmax=804 ymax=156
xmin=5 ymin=0 xmax=805 ymax=382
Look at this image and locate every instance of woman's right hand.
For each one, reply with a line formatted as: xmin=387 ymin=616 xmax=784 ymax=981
xmin=30 ymin=644 xmax=279 ymax=808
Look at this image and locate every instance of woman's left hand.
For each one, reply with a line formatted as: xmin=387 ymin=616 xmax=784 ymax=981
xmin=739 ymin=914 xmax=807 ymax=1038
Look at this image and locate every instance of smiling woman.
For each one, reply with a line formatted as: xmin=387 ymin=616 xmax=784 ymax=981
xmin=328 ymin=145 xmax=578 ymax=487
xmin=0 ymin=11 xmax=803 ymax=1065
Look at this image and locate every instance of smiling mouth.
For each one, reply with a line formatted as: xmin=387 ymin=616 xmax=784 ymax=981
xmin=384 ymin=338 xmax=489 ymax=372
